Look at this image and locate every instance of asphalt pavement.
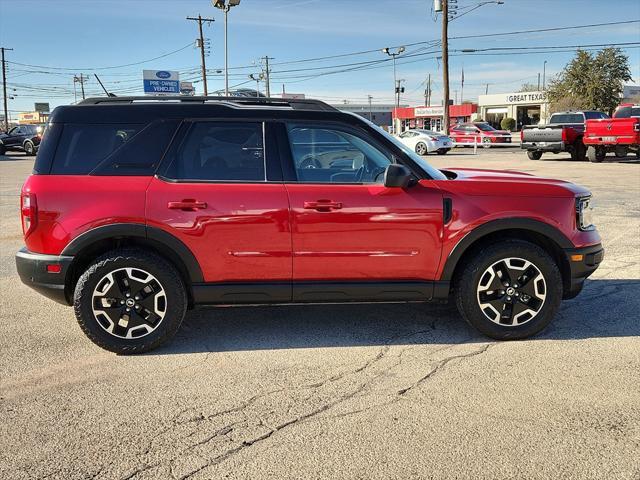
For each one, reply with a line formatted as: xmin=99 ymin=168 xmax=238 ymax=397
xmin=1 ymin=148 xmax=639 ymax=480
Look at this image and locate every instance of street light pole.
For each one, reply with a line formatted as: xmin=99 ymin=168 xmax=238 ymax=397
xmin=543 ymin=60 xmax=547 ymax=90
xmin=382 ymin=46 xmax=405 ymax=133
xmin=442 ymin=0 xmax=450 ymax=134
xmin=213 ymin=1 xmax=241 ymax=97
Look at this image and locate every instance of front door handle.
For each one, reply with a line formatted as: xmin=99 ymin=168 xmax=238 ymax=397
xmin=168 ymin=200 xmax=207 ymax=211
xmin=303 ymin=200 xmax=343 ymax=211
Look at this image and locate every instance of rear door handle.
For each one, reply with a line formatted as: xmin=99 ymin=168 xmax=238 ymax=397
xmin=303 ymin=200 xmax=342 ymax=211
xmin=168 ymin=200 xmax=207 ymax=211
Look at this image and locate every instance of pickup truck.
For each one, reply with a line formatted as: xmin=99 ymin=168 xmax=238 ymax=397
xmin=520 ymin=111 xmax=609 ymax=161
xmin=583 ymin=104 xmax=640 ymax=162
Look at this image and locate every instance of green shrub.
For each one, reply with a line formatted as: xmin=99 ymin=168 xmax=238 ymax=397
xmin=501 ymin=117 xmax=516 ymax=131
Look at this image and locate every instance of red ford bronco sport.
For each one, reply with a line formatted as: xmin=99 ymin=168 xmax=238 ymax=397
xmin=16 ymin=97 xmax=603 ymax=354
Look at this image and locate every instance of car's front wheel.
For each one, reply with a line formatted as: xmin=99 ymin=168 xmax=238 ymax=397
xmin=455 ymin=240 xmax=562 ymax=340
xmin=74 ymin=249 xmax=187 ymax=354
xmin=415 ymin=142 xmax=428 ymax=155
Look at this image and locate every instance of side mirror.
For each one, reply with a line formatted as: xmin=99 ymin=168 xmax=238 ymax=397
xmin=384 ymin=164 xmax=413 ymax=188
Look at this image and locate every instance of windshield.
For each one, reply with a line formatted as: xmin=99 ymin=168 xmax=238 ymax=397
xmin=476 ymin=123 xmax=495 ymax=131
xmin=347 ymin=114 xmax=447 ymax=180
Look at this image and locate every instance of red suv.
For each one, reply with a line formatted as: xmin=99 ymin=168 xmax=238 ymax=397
xmin=16 ymin=97 xmax=603 ymax=353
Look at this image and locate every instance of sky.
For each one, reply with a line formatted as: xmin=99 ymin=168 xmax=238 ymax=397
xmin=1 ymin=0 xmax=639 ymax=116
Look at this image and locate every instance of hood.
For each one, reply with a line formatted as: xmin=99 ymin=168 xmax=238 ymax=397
xmin=439 ymin=167 xmax=590 ymax=197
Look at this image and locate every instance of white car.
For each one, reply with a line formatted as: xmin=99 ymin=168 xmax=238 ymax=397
xmin=396 ymin=129 xmax=453 ymax=155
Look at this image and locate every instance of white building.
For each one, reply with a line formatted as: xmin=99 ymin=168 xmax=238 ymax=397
xmin=478 ymin=91 xmax=549 ymax=130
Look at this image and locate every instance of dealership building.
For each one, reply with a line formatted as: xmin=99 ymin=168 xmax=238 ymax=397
xmin=478 ymin=91 xmax=549 ymax=130
xmin=392 ymin=103 xmax=478 ymax=132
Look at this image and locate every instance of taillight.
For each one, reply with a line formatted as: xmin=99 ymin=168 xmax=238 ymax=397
xmin=21 ymin=192 xmax=37 ymax=237
xmin=561 ymin=128 xmax=568 ymax=142
xmin=520 ymin=130 xmax=524 ymax=142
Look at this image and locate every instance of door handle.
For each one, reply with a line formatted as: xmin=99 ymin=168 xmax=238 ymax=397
xmin=303 ymin=200 xmax=343 ymax=211
xmin=168 ymin=200 xmax=207 ymax=211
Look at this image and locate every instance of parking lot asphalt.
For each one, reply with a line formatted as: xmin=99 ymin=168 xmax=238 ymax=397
xmin=1 ymin=148 xmax=639 ymax=480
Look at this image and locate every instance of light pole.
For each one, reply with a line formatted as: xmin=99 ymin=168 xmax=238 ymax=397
xmin=382 ymin=46 xmax=405 ymax=133
xmin=249 ymin=73 xmax=264 ymax=97
xmin=213 ymin=0 xmax=241 ymax=96
xmin=542 ymin=60 xmax=547 ymax=90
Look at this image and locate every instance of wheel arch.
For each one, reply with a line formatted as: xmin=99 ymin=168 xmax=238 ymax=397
xmin=62 ymin=224 xmax=203 ymax=306
xmin=442 ymin=218 xmax=573 ymax=298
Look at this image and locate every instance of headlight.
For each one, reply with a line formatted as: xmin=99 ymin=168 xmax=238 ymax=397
xmin=576 ymin=196 xmax=594 ymax=231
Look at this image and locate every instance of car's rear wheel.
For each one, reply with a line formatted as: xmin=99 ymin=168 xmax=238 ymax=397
xmin=415 ymin=142 xmax=428 ymax=155
xmin=614 ymin=145 xmax=628 ymax=158
xmin=74 ymin=249 xmax=187 ymax=354
xmin=0 ymin=144 xmax=5 ymax=155
xmin=527 ymin=150 xmax=543 ymax=160
xmin=23 ymin=141 xmax=35 ymax=156
xmin=587 ymin=146 xmax=606 ymax=163
xmin=455 ymin=240 xmax=562 ymax=340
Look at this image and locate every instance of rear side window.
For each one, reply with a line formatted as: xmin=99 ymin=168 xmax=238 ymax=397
xmin=584 ymin=112 xmax=609 ymax=120
xmin=164 ymin=122 xmax=265 ymax=182
xmin=52 ymin=124 xmax=142 ymax=174
xmin=614 ymin=106 xmax=640 ymax=118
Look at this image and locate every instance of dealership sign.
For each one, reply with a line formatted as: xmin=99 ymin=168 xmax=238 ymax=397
xmin=143 ymin=70 xmax=180 ymax=95
xmin=414 ymin=106 xmax=445 ymax=117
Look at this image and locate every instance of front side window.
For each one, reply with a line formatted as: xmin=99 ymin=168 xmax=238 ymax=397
xmin=476 ymin=123 xmax=495 ymax=131
xmin=286 ymin=124 xmax=392 ymax=184
xmin=165 ymin=122 xmax=265 ymax=181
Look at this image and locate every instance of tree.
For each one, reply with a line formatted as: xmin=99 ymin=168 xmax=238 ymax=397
xmin=500 ymin=117 xmax=516 ymax=131
xmin=546 ymin=48 xmax=632 ymax=115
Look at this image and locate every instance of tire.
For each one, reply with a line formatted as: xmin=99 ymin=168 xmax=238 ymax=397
xmin=74 ymin=248 xmax=187 ymax=354
xmin=454 ymin=240 xmax=562 ymax=340
xmin=436 ymin=148 xmax=449 ymax=155
xmin=415 ymin=142 xmax=428 ymax=156
xmin=614 ymin=145 xmax=628 ymax=158
xmin=587 ymin=146 xmax=606 ymax=163
xmin=482 ymin=137 xmax=492 ymax=149
xmin=0 ymin=144 xmax=5 ymax=156
xmin=571 ymin=141 xmax=586 ymax=161
xmin=23 ymin=141 xmax=35 ymax=156
xmin=527 ymin=150 xmax=543 ymax=160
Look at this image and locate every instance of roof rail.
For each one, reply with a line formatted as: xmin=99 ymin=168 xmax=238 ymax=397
xmin=77 ymin=96 xmax=338 ymax=112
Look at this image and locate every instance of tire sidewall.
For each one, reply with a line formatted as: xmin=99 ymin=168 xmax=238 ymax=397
xmin=456 ymin=241 xmax=562 ymax=340
xmin=74 ymin=250 xmax=187 ymax=354
xmin=415 ymin=142 xmax=427 ymax=155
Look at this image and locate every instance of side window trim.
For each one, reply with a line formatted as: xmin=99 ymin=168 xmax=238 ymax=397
xmin=283 ymin=121 xmax=395 ymax=185
xmin=159 ymin=120 xmax=269 ymax=184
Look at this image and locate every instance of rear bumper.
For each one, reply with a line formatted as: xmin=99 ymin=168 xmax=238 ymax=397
xmin=522 ymin=141 xmax=565 ymax=152
xmin=15 ymin=248 xmax=73 ymax=305
xmin=563 ymin=243 xmax=604 ymax=299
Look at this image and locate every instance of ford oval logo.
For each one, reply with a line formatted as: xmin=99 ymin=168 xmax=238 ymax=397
xmin=155 ymin=71 xmax=171 ymax=79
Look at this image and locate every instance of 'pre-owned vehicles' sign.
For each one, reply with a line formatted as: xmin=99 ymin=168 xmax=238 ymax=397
xmin=143 ymin=70 xmax=180 ymax=95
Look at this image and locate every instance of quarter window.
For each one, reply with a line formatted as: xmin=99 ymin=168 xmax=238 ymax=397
xmin=286 ymin=124 xmax=392 ymax=184
xmin=165 ymin=122 xmax=265 ymax=181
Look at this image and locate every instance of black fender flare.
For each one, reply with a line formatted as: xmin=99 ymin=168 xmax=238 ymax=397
xmin=440 ymin=218 xmax=573 ymax=281
xmin=61 ymin=223 xmax=204 ymax=283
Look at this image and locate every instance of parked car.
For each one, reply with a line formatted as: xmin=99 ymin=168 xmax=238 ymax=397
xmin=0 ymin=124 xmax=45 ymax=156
xmin=16 ymin=96 xmax=603 ymax=353
xmin=521 ymin=111 xmax=608 ymax=161
xmin=449 ymin=122 xmax=512 ymax=147
xmin=583 ymin=104 xmax=640 ymax=162
xmin=396 ymin=129 xmax=453 ymax=155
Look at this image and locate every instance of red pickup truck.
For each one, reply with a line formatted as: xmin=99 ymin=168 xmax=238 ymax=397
xmin=583 ymin=104 xmax=640 ymax=162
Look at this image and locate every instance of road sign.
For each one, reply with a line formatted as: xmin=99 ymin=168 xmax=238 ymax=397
xmin=143 ymin=70 xmax=180 ymax=95
xmin=180 ymin=81 xmax=195 ymax=96
xmin=34 ymin=103 xmax=50 ymax=113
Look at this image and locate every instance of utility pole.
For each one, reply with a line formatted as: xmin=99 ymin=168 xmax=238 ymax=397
xmin=543 ymin=60 xmax=547 ymax=90
xmin=424 ymin=73 xmax=431 ymax=106
xmin=260 ymin=56 xmax=274 ymax=97
xmin=441 ymin=0 xmax=450 ymax=134
xmin=1 ymin=47 xmax=13 ymax=132
xmin=537 ymin=72 xmax=541 ymax=91
xmin=74 ymin=74 xmax=88 ymax=100
xmin=187 ymin=15 xmax=215 ymax=96
xmin=368 ymin=95 xmax=373 ymax=121
xmin=485 ymin=83 xmax=489 ymax=95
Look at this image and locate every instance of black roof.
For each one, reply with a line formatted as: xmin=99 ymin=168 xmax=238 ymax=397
xmin=49 ymin=96 xmax=343 ymax=124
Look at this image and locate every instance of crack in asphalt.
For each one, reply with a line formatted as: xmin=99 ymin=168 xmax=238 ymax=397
xmin=397 ymin=343 xmax=493 ymax=395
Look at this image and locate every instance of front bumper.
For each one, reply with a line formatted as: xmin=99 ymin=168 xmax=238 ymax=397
xmin=563 ymin=243 xmax=604 ymax=299
xmin=15 ymin=248 xmax=74 ymax=305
